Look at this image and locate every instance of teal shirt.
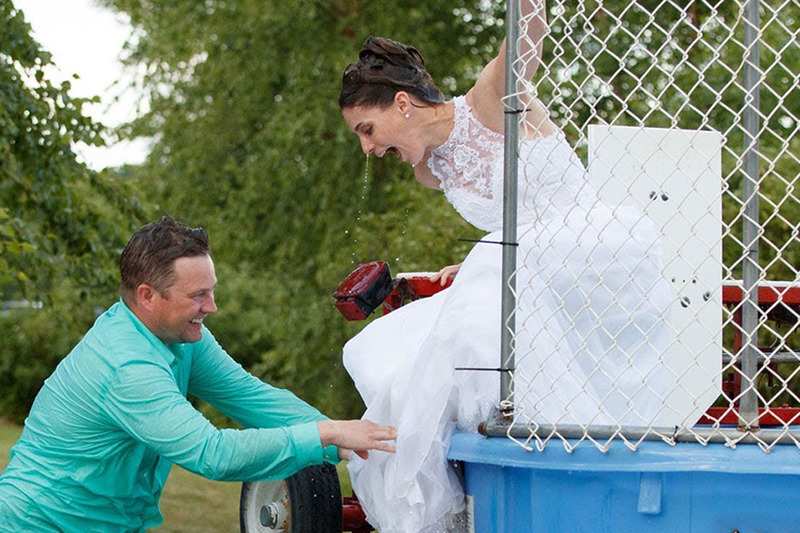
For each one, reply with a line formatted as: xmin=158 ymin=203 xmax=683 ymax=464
xmin=0 ymin=300 xmax=338 ymax=532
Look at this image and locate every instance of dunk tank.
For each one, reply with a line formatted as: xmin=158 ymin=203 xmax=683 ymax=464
xmin=241 ymin=1 xmax=800 ymax=531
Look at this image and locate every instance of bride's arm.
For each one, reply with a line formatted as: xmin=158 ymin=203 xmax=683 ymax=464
xmin=468 ymin=1 xmax=553 ymax=136
xmin=497 ymin=0 xmax=548 ymax=90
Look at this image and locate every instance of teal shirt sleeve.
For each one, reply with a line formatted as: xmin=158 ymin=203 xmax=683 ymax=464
xmin=101 ymin=351 xmax=331 ymax=482
xmin=187 ymin=330 xmax=340 ymax=464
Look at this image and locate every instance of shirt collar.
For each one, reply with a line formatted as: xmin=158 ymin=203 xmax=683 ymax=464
xmin=116 ymin=298 xmax=185 ymax=366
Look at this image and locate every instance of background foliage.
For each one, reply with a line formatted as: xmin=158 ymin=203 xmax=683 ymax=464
xmin=2 ymin=0 xmax=797 ymax=423
xmin=1 ymin=0 xmax=144 ymax=422
xmin=93 ymin=0 xmax=498 ymax=419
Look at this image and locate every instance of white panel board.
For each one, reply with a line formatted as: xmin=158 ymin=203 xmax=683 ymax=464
xmin=588 ymin=125 xmax=723 ymax=426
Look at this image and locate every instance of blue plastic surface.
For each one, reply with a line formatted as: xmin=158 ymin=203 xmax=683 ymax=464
xmin=448 ymin=431 xmax=800 ymax=533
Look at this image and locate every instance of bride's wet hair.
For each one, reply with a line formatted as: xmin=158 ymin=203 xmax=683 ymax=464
xmin=339 ymin=36 xmax=444 ymax=109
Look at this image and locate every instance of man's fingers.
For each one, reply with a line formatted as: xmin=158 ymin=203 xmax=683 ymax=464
xmin=371 ymin=424 xmax=398 ymax=441
xmin=365 ymin=424 xmax=397 ymax=454
xmin=322 ymin=419 xmax=398 ymax=457
xmin=377 ymin=442 xmax=396 ymax=453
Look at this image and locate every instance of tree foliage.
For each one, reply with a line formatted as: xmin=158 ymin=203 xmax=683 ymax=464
xmin=0 ymin=0 xmax=145 ymax=422
xmin=100 ymin=0 xmax=501 ymax=418
xmin=1 ymin=0 xmax=144 ymax=296
xmin=97 ymin=0 xmax=798 ymax=419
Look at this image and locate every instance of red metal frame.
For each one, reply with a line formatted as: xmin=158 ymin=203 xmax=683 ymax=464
xmin=722 ymin=282 xmax=800 ymax=353
xmin=698 ymin=407 xmax=800 ymax=426
xmin=342 ymin=495 xmax=372 ymax=533
xmin=719 ymin=281 xmax=800 ymax=425
xmin=381 ymin=274 xmax=454 ymax=314
xmin=722 ymin=282 xmax=800 ymax=307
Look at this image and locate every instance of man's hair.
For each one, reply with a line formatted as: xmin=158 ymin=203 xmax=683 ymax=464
xmin=120 ymin=215 xmax=210 ymax=305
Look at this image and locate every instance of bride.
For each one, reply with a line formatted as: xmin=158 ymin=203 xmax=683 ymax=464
xmin=337 ymin=2 xmax=672 ymax=531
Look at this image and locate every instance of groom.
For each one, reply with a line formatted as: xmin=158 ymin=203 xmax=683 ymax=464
xmin=0 ymin=215 xmax=396 ymax=532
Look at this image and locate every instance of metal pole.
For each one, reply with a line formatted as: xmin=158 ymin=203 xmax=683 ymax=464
xmin=500 ymin=0 xmax=521 ymax=419
xmin=480 ymin=421 xmax=800 ymax=447
xmin=739 ymin=0 xmax=762 ymax=430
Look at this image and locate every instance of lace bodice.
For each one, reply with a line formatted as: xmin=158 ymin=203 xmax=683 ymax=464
xmin=427 ymin=96 xmax=594 ymax=232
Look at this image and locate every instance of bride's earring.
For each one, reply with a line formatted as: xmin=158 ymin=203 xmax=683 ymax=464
xmin=404 ymin=113 xmax=410 ymax=119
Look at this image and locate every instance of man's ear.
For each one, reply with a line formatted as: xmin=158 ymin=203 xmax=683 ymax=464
xmin=136 ymin=284 xmax=158 ymax=309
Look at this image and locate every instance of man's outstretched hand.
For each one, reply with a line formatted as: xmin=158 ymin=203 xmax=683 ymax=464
xmin=317 ymin=419 xmax=397 ymax=460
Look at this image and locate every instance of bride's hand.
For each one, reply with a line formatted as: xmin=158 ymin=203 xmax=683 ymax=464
xmin=430 ymin=263 xmax=462 ymax=286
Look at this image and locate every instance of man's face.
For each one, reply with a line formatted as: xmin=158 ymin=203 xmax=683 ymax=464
xmin=149 ymin=254 xmax=218 ymax=345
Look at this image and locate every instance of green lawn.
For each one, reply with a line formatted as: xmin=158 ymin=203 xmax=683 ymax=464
xmin=0 ymin=420 xmax=22 ymax=468
xmin=1 ymin=419 xmax=353 ymax=532
xmin=154 ymin=466 xmax=241 ymax=532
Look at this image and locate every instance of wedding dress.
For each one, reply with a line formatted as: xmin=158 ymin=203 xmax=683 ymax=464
xmin=343 ymin=96 xmax=672 ymax=532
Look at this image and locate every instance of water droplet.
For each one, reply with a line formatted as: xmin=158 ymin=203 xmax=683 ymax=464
xmin=346 ymin=154 xmax=371 ymax=263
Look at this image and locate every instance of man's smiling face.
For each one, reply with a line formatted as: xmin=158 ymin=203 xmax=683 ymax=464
xmin=148 ymin=254 xmax=218 ymax=345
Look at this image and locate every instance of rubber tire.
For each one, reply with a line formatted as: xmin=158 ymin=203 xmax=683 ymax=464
xmin=240 ymin=463 xmax=342 ymax=533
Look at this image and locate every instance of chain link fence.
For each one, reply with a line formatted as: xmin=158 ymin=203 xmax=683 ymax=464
xmin=495 ymin=0 xmax=800 ymax=452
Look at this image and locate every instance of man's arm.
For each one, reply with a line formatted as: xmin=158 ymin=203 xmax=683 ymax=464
xmin=104 ymin=359 xmax=329 ymax=481
xmin=187 ymin=330 xmax=332 ymax=429
xmin=102 ymin=356 xmax=395 ymax=482
xmin=187 ymin=330 xmax=396 ymax=461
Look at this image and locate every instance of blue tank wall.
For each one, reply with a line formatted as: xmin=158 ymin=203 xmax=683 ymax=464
xmin=448 ymin=431 xmax=800 ymax=533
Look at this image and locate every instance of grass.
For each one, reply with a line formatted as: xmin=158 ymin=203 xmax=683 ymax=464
xmin=0 ymin=420 xmax=22 ymax=468
xmin=154 ymin=466 xmax=241 ymax=532
xmin=1 ymin=419 xmax=354 ymax=532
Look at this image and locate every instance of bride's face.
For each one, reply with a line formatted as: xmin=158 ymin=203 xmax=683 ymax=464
xmin=342 ymin=103 xmax=422 ymax=167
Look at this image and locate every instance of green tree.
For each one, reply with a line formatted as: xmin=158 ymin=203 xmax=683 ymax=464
xmin=0 ymin=0 xmax=145 ymax=421
xmin=99 ymin=0 xmax=503 ymax=418
xmin=101 ymin=0 xmax=799 ymax=417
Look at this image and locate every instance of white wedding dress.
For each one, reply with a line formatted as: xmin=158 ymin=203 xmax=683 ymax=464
xmin=343 ymin=96 xmax=672 ymax=532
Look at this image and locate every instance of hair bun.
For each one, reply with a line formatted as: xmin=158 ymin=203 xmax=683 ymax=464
xmin=361 ymin=37 xmax=425 ymax=72
xmin=339 ymin=36 xmax=444 ymax=108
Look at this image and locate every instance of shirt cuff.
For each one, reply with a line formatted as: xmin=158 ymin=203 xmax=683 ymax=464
xmin=322 ymin=444 xmax=340 ymax=465
xmin=288 ymin=421 xmax=340 ymax=466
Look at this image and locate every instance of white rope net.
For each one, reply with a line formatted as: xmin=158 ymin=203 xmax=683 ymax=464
xmin=503 ymin=0 xmax=800 ymax=452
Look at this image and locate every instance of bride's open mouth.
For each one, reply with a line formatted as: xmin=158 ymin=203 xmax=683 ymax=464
xmin=385 ymin=147 xmax=402 ymax=161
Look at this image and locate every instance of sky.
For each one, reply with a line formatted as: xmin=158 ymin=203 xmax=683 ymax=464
xmin=13 ymin=0 xmax=150 ymax=170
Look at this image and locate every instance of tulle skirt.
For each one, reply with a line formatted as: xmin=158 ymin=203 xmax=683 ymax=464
xmin=343 ymin=203 xmax=672 ymax=533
